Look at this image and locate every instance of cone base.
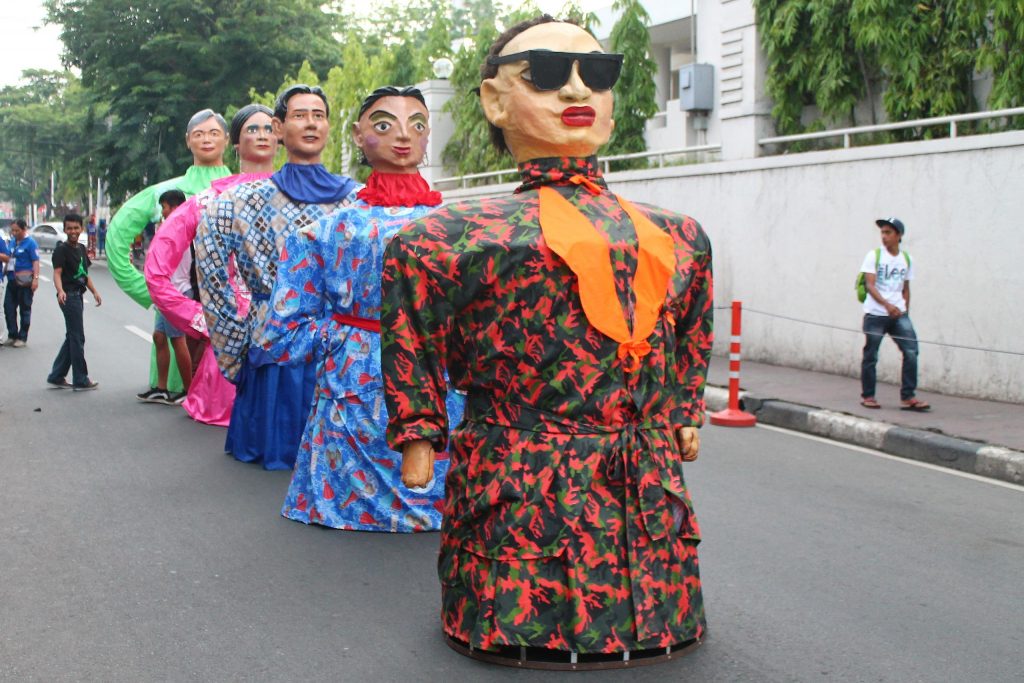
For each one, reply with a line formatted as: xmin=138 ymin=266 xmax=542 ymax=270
xmin=709 ymin=408 xmax=757 ymax=427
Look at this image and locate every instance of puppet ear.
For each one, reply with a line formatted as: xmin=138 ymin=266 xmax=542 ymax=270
xmin=479 ymin=78 xmax=508 ymax=129
xmin=351 ymin=121 xmax=364 ymax=149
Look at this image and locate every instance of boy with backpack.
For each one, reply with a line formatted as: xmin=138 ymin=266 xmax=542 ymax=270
xmin=858 ymin=217 xmax=930 ymax=411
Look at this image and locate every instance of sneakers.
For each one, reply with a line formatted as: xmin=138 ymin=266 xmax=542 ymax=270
xmin=165 ymin=391 xmax=187 ymax=406
xmin=136 ymin=387 xmax=184 ymax=405
xmin=47 ymin=378 xmax=73 ymax=389
xmin=73 ymin=381 xmax=99 ymax=391
xmin=2 ymin=338 xmax=14 ymax=346
xmin=137 ymin=387 xmax=169 ymax=403
xmin=12 ymin=339 xmax=25 ymax=348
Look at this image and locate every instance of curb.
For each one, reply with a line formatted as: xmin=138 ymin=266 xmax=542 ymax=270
xmin=704 ymin=386 xmax=1024 ymax=486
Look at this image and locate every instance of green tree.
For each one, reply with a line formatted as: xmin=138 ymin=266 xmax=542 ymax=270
xmin=973 ymin=1 xmax=1024 ymax=111
xmin=46 ymin=0 xmax=345 ymax=202
xmin=851 ymin=0 xmax=980 ymax=128
xmin=441 ymin=20 xmax=511 ymax=178
xmin=0 ymin=70 xmax=104 ymax=217
xmin=755 ymin=0 xmax=879 ymax=135
xmin=755 ymin=1 xmax=1021 ymax=141
xmin=605 ymin=0 xmax=659 ymax=169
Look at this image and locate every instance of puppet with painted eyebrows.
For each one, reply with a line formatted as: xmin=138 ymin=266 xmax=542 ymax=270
xmin=260 ymin=87 xmax=463 ymax=531
xmin=144 ymin=105 xmax=279 ymax=425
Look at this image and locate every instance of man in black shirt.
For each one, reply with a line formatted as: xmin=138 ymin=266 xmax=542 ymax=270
xmin=47 ymin=213 xmax=103 ymax=390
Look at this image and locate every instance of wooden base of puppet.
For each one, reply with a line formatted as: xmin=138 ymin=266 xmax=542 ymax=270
xmin=444 ymin=633 xmax=702 ymax=671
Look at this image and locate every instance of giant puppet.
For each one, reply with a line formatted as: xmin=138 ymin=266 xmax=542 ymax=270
xmin=144 ymin=105 xmax=279 ymax=426
xmin=260 ymin=86 xmax=464 ymax=531
xmin=381 ymin=16 xmax=714 ymax=669
xmin=195 ymin=85 xmax=360 ymax=471
xmin=106 ymin=110 xmax=232 ymax=393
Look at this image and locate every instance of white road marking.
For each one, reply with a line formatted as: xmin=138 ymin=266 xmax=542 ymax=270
xmin=756 ymin=423 xmax=1024 ymax=493
xmin=125 ymin=325 xmax=152 ymax=342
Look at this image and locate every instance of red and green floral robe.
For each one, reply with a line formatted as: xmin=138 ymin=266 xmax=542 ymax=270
xmin=381 ymin=156 xmax=713 ymax=654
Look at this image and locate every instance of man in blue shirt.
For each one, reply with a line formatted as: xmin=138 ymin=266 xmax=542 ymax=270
xmin=0 ymin=235 xmax=9 ymax=343
xmin=4 ymin=219 xmax=41 ymax=347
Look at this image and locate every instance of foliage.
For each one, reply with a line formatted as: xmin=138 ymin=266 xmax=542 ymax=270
xmin=441 ymin=18 xmax=509 ymax=177
xmin=851 ymin=1 xmax=980 ymax=129
xmin=974 ymin=1 xmax=1024 ymax=111
xmin=0 ymin=71 xmax=105 ymax=217
xmin=755 ymin=1 xmax=1023 ymax=139
xmin=605 ymin=0 xmax=659 ymax=169
xmin=45 ymin=0 xmax=344 ymax=201
xmin=755 ymin=0 xmax=878 ymax=134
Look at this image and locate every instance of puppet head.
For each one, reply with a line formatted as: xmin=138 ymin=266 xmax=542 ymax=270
xmin=352 ymin=86 xmax=430 ymax=174
xmin=230 ymin=104 xmax=277 ymax=168
xmin=272 ymin=84 xmax=330 ymax=164
xmin=479 ymin=16 xmax=620 ymax=163
xmin=185 ymin=109 xmax=229 ymax=167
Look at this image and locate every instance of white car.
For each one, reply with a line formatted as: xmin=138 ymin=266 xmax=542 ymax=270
xmin=29 ymin=223 xmax=65 ymax=251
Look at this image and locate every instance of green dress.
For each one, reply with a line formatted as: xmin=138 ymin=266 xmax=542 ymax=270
xmin=107 ymin=165 xmax=231 ymax=391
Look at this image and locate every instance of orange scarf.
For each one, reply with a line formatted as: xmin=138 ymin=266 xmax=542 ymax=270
xmin=538 ymin=180 xmax=676 ymax=372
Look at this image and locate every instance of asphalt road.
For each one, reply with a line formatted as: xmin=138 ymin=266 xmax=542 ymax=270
xmin=2 ymin=262 xmax=1022 ymax=682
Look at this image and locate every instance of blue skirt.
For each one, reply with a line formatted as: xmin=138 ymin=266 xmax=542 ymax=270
xmin=225 ymin=357 xmax=316 ymax=471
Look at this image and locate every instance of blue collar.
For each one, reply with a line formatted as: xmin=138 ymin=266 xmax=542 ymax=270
xmin=271 ymin=163 xmax=359 ymax=203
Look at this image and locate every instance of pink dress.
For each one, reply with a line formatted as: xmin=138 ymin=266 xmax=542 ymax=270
xmin=144 ymin=173 xmax=268 ymax=425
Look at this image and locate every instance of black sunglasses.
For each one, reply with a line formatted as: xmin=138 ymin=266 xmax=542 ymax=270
xmin=487 ymin=50 xmax=624 ymax=91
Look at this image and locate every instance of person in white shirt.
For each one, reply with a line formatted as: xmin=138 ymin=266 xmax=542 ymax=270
xmin=859 ymin=217 xmax=930 ymax=411
xmin=137 ymin=190 xmax=193 ymax=405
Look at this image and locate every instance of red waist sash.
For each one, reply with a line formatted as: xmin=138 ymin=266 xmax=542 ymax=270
xmin=331 ymin=312 xmax=381 ymax=333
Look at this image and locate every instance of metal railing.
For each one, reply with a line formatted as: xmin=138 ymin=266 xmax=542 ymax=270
xmin=434 ymin=143 xmax=722 ymax=190
xmin=758 ymin=106 xmax=1024 ymax=149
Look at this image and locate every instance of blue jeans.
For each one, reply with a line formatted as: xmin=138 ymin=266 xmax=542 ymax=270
xmin=4 ymin=281 xmax=34 ymax=341
xmin=48 ymin=291 xmax=91 ymax=386
xmin=861 ymin=313 xmax=919 ymax=400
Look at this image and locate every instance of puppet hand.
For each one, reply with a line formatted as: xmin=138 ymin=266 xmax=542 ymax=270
xmin=677 ymin=426 xmax=700 ymax=462
xmin=401 ymin=439 xmax=435 ymax=489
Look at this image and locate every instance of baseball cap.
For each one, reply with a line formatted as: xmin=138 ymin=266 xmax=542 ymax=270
xmin=875 ymin=217 xmax=905 ymax=235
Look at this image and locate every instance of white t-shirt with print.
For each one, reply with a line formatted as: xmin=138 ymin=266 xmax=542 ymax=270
xmin=860 ymin=248 xmax=913 ymax=315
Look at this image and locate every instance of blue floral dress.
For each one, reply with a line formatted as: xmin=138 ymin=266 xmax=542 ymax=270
xmin=261 ymin=172 xmax=463 ymax=531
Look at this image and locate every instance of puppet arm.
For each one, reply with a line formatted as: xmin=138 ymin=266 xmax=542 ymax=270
xmin=195 ymin=193 xmax=246 ymax=381
xmin=380 ymin=233 xmax=453 ymax=486
xmin=145 ymin=195 xmax=207 ymax=339
xmin=671 ymin=224 xmax=714 ymax=459
xmin=107 ymin=183 xmax=166 ymax=308
xmin=258 ymin=225 xmax=328 ymax=365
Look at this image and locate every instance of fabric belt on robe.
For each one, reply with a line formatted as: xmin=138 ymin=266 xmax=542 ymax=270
xmin=330 ymin=311 xmax=381 ymax=333
xmin=463 ymin=391 xmax=688 ymax=642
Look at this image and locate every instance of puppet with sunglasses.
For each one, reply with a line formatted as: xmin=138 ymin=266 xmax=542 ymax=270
xmin=381 ymin=16 xmax=713 ymax=668
xmin=258 ymin=86 xmax=464 ymax=532
xmin=143 ymin=105 xmax=279 ymax=425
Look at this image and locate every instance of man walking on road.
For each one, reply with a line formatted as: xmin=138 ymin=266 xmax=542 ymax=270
xmin=4 ymin=219 xmax=40 ymax=347
xmin=860 ymin=217 xmax=930 ymax=411
xmin=47 ymin=213 xmax=102 ymax=390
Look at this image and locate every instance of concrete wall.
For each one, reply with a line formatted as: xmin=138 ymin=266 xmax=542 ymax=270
xmin=441 ymin=131 xmax=1024 ymax=403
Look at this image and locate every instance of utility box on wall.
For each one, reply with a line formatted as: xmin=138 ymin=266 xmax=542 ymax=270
xmin=679 ymin=63 xmax=714 ymax=112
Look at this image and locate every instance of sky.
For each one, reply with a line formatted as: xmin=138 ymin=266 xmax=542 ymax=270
xmin=0 ymin=1 xmax=65 ymax=87
xmin=0 ymin=0 xmax=615 ymax=88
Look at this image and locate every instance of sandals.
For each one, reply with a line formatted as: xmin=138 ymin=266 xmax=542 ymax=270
xmin=860 ymin=397 xmax=881 ymax=409
xmin=900 ymin=398 xmax=931 ymax=412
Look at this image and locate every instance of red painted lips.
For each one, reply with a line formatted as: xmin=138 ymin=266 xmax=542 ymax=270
xmin=561 ymin=106 xmax=596 ymax=127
